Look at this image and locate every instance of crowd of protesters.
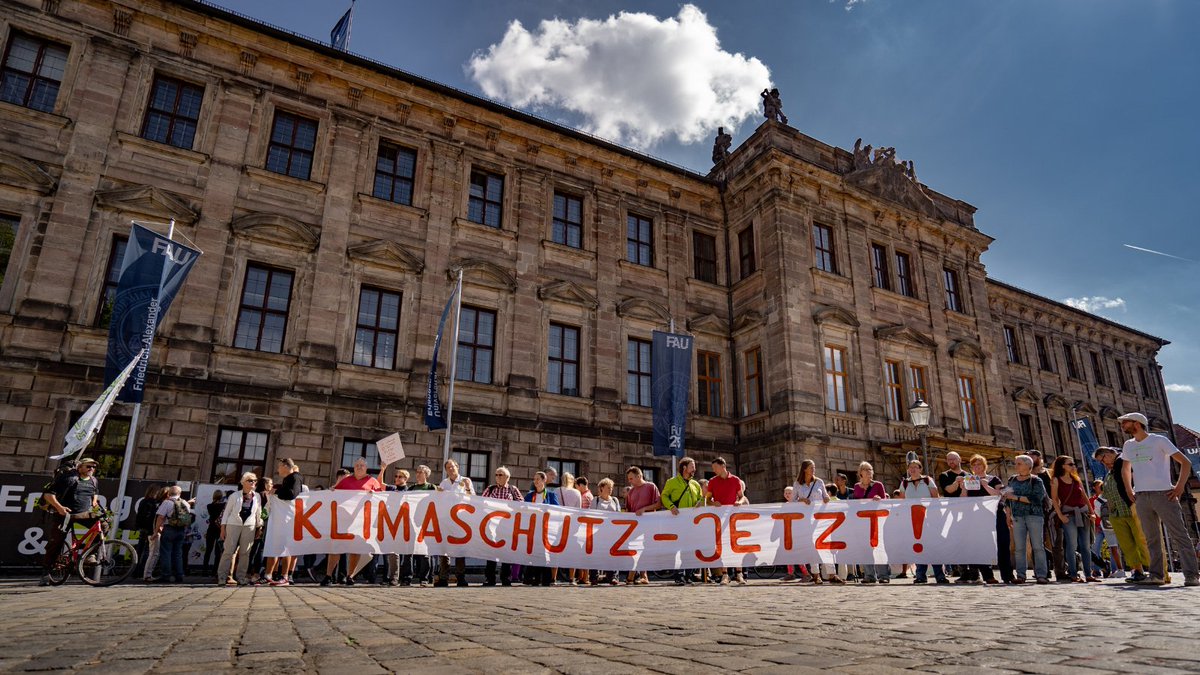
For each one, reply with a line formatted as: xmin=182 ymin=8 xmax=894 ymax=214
xmin=40 ymin=411 xmax=1198 ymax=588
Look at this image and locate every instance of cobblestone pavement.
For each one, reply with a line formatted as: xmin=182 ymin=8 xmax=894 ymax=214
xmin=1 ymin=575 xmax=1198 ymax=674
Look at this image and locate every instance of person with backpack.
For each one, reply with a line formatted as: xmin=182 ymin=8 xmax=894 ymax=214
xmin=217 ymin=472 xmax=264 ymax=586
xmin=152 ymin=485 xmax=193 ymax=583
xmin=900 ymin=459 xmax=946 ymax=584
xmin=39 ymin=457 xmax=99 ymax=585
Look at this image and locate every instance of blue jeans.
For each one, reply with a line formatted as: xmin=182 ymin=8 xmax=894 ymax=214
xmin=1012 ymin=514 xmax=1048 ymax=580
xmin=158 ymin=526 xmax=186 ymax=580
xmin=915 ymin=564 xmax=946 ymax=582
xmin=1062 ymin=519 xmax=1093 ymax=578
xmin=860 ymin=564 xmax=889 ymax=581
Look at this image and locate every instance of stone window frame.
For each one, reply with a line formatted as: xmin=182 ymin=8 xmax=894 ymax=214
xmin=894 ymin=249 xmax=918 ymax=299
xmin=456 ymin=156 xmax=515 ymax=234
xmin=351 ymin=284 xmax=402 ymax=370
xmin=942 ymin=266 xmax=965 ymax=313
xmin=0 ymin=23 xmax=86 ymax=118
xmin=1114 ymin=357 xmax=1131 ymax=393
xmin=549 ymin=189 xmax=585 ymax=250
xmin=1062 ymin=342 xmax=1082 ymax=381
xmin=1050 ymin=418 xmax=1067 ymax=455
xmin=1017 ymin=409 xmax=1039 ymax=452
xmin=823 ymin=343 xmax=849 ymax=413
xmin=1034 ymin=334 xmax=1054 ymax=372
xmin=870 ymin=242 xmax=892 ymax=291
xmin=743 ymin=346 xmax=765 ymax=417
xmin=811 ymin=222 xmax=838 ymax=275
xmin=625 ymin=211 xmax=655 ymax=268
xmin=696 ymin=348 xmax=723 ymax=417
xmin=546 ymin=457 xmax=580 ymax=483
xmin=546 ymin=321 xmax=582 ymax=396
xmin=139 ymin=73 xmax=205 ymax=151
xmin=1137 ymin=364 xmax=1155 ymax=400
xmin=691 ymin=229 xmax=719 ymax=285
xmin=0 ymin=29 xmax=71 ymax=113
xmin=957 ymin=373 xmax=981 ymax=433
xmin=626 ymin=335 xmax=653 ymax=407
xmin=211 ymin=427 xmax=270 ymax=484
xmin=1089 ymin=350 xmax=1108 ymax=387
xmin=340 ymin=438 xmax=381 ymax=473
xmin=371 ymin=140 xmax=418 ymax=207
xmin=360 ymin=123 xmax=434 ymax=213
xmin=452 ymin=449 xmax=491 ymax=489
xmin=232 ymin=262 xmax=295 ymax=354
xmin=120 ymin=59 xmax=219 ymax=155
xmin=94 ymin=233 xmax=129 ymax=329
xmin=1003 ymin=325 xmax=1023 ymax=365
xmin=250 ymin=96 xmax=332 ymax=185
xmin=883 ymin=359 xmax=905 ymax=422
xmin=456 ymin=304 xmax=498 ymax=385
xmin=737 ymin=224 xmax=756 ymax=280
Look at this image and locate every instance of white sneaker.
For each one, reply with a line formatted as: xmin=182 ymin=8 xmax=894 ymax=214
xmin=1110 ymin=569 xmax=1126 ymax=579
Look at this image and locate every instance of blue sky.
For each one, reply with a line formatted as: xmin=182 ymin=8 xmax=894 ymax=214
xmin=219 ymin=0 xmax=1200 ymax=425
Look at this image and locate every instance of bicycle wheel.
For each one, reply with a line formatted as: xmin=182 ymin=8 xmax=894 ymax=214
xmin=750 ymin=564 xmax=779 ymax=579
xmin=45 ymin=542 xmax=72 ymax=586
xmin=77 ymin=539 xmax=137 ymax=587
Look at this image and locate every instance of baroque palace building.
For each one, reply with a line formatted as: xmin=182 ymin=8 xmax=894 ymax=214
xmin=0 ymin=0 xmax=1178 ymax=499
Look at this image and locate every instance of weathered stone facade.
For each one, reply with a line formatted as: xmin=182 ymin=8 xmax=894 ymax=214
xmin=0 ymin=0 xmax=1174 ymax=498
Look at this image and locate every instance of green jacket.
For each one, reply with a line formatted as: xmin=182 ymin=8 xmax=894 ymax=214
xmin=661 ymin=476 xmax=704 ymax=509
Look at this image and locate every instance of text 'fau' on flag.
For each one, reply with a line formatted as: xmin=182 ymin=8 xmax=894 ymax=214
xmin=103 ymin=224 xmax=199 ymax=403
xmin=651 ymin=331 xmax=693 ymax=457
xmin=424 ymin=280 xmax=460 ymax=431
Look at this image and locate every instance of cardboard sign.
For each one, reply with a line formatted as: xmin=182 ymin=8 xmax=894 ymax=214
xmin=376 ymin=433 xmax=406 ymax=466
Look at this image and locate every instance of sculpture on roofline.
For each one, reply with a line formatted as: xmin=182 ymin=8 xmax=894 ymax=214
xmin=712 ymin=127 xmax=732 ymax=164
xmin=761 ymin=87 xmax=788 ymax=125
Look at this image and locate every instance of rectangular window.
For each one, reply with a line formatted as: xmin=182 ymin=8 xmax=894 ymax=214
xmin=551 ymin=192 xmax=583 ymax=249
xmin=212 ymin=428 xmax=268 ymax=484
xmin=1019 ymin=412 xmax=1037 ymax=451
xmin=0 ymin=213 xmax=16 ymax=286
xmin=626 ymin=214 xmax=653 ymax=267
xmin=626 ymin=338 xmax=652 ymax=407
xmin=233 ymin=264 xmax=292 ymax=353
xmin=452 ymin=450 xmax=490 ymax=488
xmin=697 ymin=350 xmax=722 ymax=417
xmin=1138 ymin=365 xmax=1153 ymax=399
xmin=372 ymin=142 xmax=416 ymax=205
xmin=547 ymin=458 xmax=579 ymax=483
xmin=1063 ymin=344 xmax=1080 ymax=379
xmin=692 ymin=231 xmax=718 ymax=283
xmin=341 ymin=439 xmax=380 ymax=473
xmin=958 ymin=375 xmax=979 ymax=433
xmin=1051 ymin=420 xmax=1066 ymax=455
xmin=812 ymin=223 xmax=837 ymax=274
xmin=1003 ymin=326 xmax=1021 ymax=364
xmin=67 ymin=412 xmax=130 ymax=477
xmin=909 ymin=364 xmax=928 ymax=404
xmin=1106 ymin=430 xmax=1119 ymax=447
xmin=1035 ymin=335 xmax=1053 ymax=372
xmin=641 ymin=467 xmax=659 ymax=487
xmin=744 ymin=347 xmax=764 ymax=416
xmin=140 ymin=75 xmax=203 ymax=150
xmin=0 ymin=31 xmax=69 ymax=113
xmin=943 ymin=268 xmax=963 ymax=312
xmin=823 ymin=344 xmax=848 ymax=412
xmin=547 ymin=323 xmax=580 ymax=396
xmin=468 ymin=169 xmax=504 ymax=228
xmin=1090 ymin=351 xmax=1107 ymax=386
xmin=738 ymin=226 xmax=756 ymax=278
xmin=95 ymin=235 xmax=129 ymax=328
xmin=265 ymin=110 xmax=317 ymax=180
xmin=884 ymin=360 xmax=904 ymax=421
xmin=353 ymin=286 xmax=400 ymax=369
xmin=871 ymin=244 xmax=891 ymax=291
xmin=895 ymin=251 xmax=915 ymax=298
xmin=1115 ymin=359 xmax=1130 ymax=392
xmin=455 ymin=306 xmax=496 ymax=385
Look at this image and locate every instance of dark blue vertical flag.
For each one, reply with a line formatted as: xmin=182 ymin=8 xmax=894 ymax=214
xmin=651 ymin=331 xmax=693 ymax=458
xmin=1071 ymin=418 xmax=1107 ymax=481
xmin=1182 ymin=445 xmax=1200 ymax=484
xmin=424 ymin=282 xmax=459 ymax=431
xmin=104 ymin=224 xmax=200 ymax=403
xmin=330 ymin=2 xmax=354 ymax=50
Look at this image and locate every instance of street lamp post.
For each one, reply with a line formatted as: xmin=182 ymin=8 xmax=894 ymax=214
xmin=909 ymin=397 xmax=932 ymax=472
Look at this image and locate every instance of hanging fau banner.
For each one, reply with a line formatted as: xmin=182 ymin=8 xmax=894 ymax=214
xmin=103 ymin=224 xmax=200 ymax=403
xmin=424 ymin=281 xmax=459 ymax=431
xmin=651 ymin=330 xmax=693 ymax=457
xmin=263 ymin=492 xmax=1000 ymax=568
xmin=1071 ymin=418 xmax=1107 ymax=480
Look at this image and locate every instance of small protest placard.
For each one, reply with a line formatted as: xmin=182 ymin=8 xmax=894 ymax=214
xmin=376 ymin=433 xmax=406 ymax=466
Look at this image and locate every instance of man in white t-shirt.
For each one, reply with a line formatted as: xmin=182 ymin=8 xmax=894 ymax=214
xmin=435 ymin=459 xmax=474 ymax=587
xmin=1118 ymin=412 xmax=1198 ymax=586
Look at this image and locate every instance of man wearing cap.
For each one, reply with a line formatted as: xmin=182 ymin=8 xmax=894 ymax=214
xmin=1118 ymin=412 xmax=1199 ymax=586
xmin=40 ymin=458 xmax=100 ymax=584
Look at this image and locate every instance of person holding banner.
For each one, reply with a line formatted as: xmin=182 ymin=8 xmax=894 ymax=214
xmin=590 ymin=478 xmax=623 ymax=585
xmin=406 ymin=466 xmax=437 ymax=586
xmin=624 ymin=467 xmax=659 ymax=585
xmin=1005 ymin=455 xmax=1050 ymax=584
xmin=524 ymin=472 xmax=560 ymax=586
xmin=791 ymin=459 xmax=834 ymax=584
xmin=662 ymin=457 xmax=704 ymax=585
xmin=901 ymin=459 xmax=946 ymax=584
xmin=321 ymin=457 xmax=388 ymax=586
xmin=851 ymin=462 xmax=889 ymax=584
xmin=960 ymin=455 xmax=1011 ymax=584
xmin=436 ymin=459 xmax=474 ymax=587
xmin=481 ymin=467 xmax=523 ymax=586
xmin=1051 ymin=455 xmax=1098 ymax=583
xmin=265 ymin=458 xmax=304 ymax=586
xmin=1117 ymin=412 xmax=1200 ymax=586
xmin=708 ymin=457 xmax=748 ymax=585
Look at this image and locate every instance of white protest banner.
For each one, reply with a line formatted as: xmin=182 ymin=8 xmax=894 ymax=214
xmin=375 ymin=433 xmax=405 ymax=466
xmin=264 ymin=491 xmax=999 ymax=569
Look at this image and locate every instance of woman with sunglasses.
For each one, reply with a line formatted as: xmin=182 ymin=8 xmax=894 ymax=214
xmin=217 ymin=472 xmax=263 ymax=586
xmin=1051 ymin=455 xmax=1098 ymax=582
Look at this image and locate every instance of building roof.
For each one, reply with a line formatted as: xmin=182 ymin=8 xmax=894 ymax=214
xmin=987 ymin=278 xmax=1169 ymax=347
xmin=180 ymin=0 xmax=713 ymax=183
xmin=1174 ymin=423 xmax=1200 ymax=449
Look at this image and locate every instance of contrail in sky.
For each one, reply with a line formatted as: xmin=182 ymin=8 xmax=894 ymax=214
xmin=1122 ymin=244 xmax=1195 ymax=263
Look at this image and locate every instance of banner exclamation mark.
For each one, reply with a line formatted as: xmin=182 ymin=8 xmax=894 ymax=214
xmin=911 ymin=504 xmax=927 ymax=553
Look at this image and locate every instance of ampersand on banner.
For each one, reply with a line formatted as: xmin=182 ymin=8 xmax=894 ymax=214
xmin=19 ymin=527 xmax=47 ymax=556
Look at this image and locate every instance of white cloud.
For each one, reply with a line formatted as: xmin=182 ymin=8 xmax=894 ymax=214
xmin=1062 ymin=296 xmax=1126 ymax=314
xmin=1165 ymin=384 xmax=1195 ymax=394
xmin=467 ymin=5 xmax=770 ymax=149
xmin=837 ymin=0 xmax=870 ymax=10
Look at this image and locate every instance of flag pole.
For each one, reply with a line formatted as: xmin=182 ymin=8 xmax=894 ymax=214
xmin=440 ymin=269 xmax=464 ymax=466
xmin=110 ymin=218 xmax=174 ymax=536
xmin=669 ymin=317 xmax=677 ymax=478
xmin=1070 ymin=405 xmax=1091 ymax=486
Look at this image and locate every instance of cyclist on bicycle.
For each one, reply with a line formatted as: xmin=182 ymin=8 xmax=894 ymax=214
xmin=40 ymin=457 xmax=100 ymax=585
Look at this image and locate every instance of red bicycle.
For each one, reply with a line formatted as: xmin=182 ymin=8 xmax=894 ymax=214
xmin=44 ymin=510 xmax=138 ymax=586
